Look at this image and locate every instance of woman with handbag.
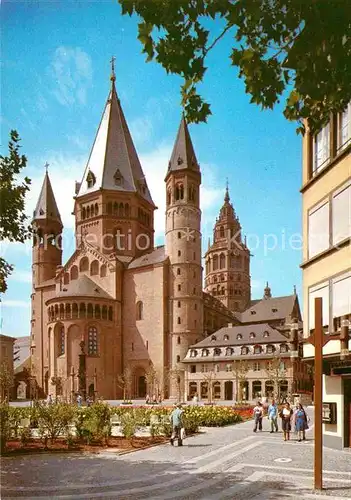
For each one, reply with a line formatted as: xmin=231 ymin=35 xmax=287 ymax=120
xmin=279 ymin=402 xmax=293 ymax=441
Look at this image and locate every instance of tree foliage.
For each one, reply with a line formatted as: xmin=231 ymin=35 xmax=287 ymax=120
xmin=119 ymin=0 xmax=351 ymax=134
xmin=0 ymin=130 xmax=31 ymax=292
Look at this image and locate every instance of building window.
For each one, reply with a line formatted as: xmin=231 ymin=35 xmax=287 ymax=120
xmin=280 ymin=344 xmax=288 ymax=353
xmin=190 ymin=364 xmax=196 ymax=373
xmin=178 ymin=284 xmax=181 ymax=291
xmin=249 ymin=332 xmax=256 ymax=339
xmin=131 ymin=342 xmax=134 ymax=351
xmin=177 ymin=268 xmax=181 ymax=275
xmin=220 ymin=226 xmax=225 ymax=238
xmin=194 ymin=303 xmax=197 ymax=310
xmin=225 ymin=347 xmax=233 ymax=356
xmin=214 ymin=347 xmax=221 ymax=356
xmin=226 ymin=363 xmax=232 ymax=372
xmin=309 ymin=281 xmax=330 ymax=331
xmin=193 ymin=287 xmax=196 ymax=294
xmin=175 ymin=183 xmax=184 ymax=200
xmin=332 ymin=182 xmax=351 ymax=245
xmin=177 ymin=317 xmax=181 ymax=324
xmin=136 ymin=301 xmax=143 ymax=320
xmin=146 ymin=340 xmax=149 ymax=350
xmin=337 ymin=102 xmax=351 ymax=151
xmin=178 ymin=232 xmax=181 ymax=239
xmin=202 ymin=349 xmax=209 ymax=357
xmin=254 ymin=345 xmax=261 ymax=355
xmin=263 ymin=331 xmax=269 ymax=337
xmin=253 ymin=362 xmax=261 ymax=371
xmin=214 ymin=364 xmax=220 ymax=373
xmin=236 ymin=333 xmax=242 ymax=340
xmin=219 ymin=253 xmax=225 ymax=269
xmin=176 ymin=355 xmax=180 ymax=363
xmin=241 ymin=346 xmax=249 ymax=355
xmin=190 ymin=349 xmax=197 ymax=358
xmin=178 ymin=301 xmax=181 ymax=308
xmin=177 ymin=336 xmax=181 ymax=344
xmin=308 ymin=200 xmax=330 ymax=258
xmin=86 ymin=170 xmax=96 ymax=188
xmin=178 ymin=250 xmax=181 ymax=256
xmin=88 ymin=327 xmax=98 ymax=355
xmin=59 ymin=327 xmax=65 ymax=355
xmin=213 ymin=255 xmax=218 ymax=270
xmin=313 ymin=123 xmax=330 ymax=174
xmin=266 ymin=345 xmax=275 ymax=354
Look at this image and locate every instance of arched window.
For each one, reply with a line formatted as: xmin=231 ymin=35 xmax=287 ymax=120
xmin=188 ymin=185 xmax=195 ymax=202
xmin=59 ymin=326 xmax=65 ymax=356
xmin=213 ymin=255 xmax=218 ymax=270
xmin=90 ymin=204 xmax=94 ymax=217
xmin=254 ymin=345 xmax=262 ymax=355
xmin=63 ymin=272 xmax=69 ymax=285
xmin=90 ymin=260 xmax=99 ymax=276
xmin=241 ymin=346 xmax=249 ymax=355
xmin=72 ymin=303 xmax=78 ymax=319
xmin=125 ymin=203 xmax=130 ymax=217
xmin=119 ymin=203 xmax=124 ymax=217
xmin=177 ymin=268 xmax=181 ymax=275
xmin=59 ymin=304 xmax=64 ymax=319
xmin=95 ymin=304 xmax=101 ymax=319
xmin=65 ymin=303 xmax=71 ymax=319
xmin=102 ymin=305 xmax=107 ymax=320
xmin=266 ymin=344 xmax=275 ymax=354
xmin=190 ymin=349 xmax=197 ymax=358
xmin=236 ymin=333 xmax=242 ymax=340
xmin=177 ymin=317 xmax=181 ymax=324
xmin=136 ymin=301 xmax=143 ymax=320
xmin=108 ymin=306 xmax=113 ymax=321
xmin=87 ymin=303 xmax=93 ymax=318
xmin=177 ymin=336 xmax=181 ymax=344
xmin=82 ymin=207 xmax=86 ymax=220
xmin=79 ymin=303 xmax=86 ymax=318
xmin=202 ymin=348 xmax=209 ymax=357
xmin=88 ymin=326 xmax=98 ymax=355
xmin=113 ymin=202 xmax=118 ymax=215
xmin=220 ymin=226 xmax=224 ymax=238
xmin=225 ymin=347 xmax=233 ymax=356
xmin=86 ymin=206 xmax=90 ymax=219
xmin=250 ymin=332 xmax=256 ymax=339
xmin=214 ymin=347 xmax=221 ymax=356
xmin=175 ymin=183 xmax=184 ymax=200
xmin=86 ymin=170 xmax=96 ymax=188
xmin=167 ymin=189 xmax=171 ymax=205
xmin=100 ymin=264 xmax=107 ymax=278
xmin=94 ymin=203 xmax=99 ymax=216
xmin=107 ymin=202 xmax=112 ymax=215
xmin=79 ymin=257 xmax=89 ymax=272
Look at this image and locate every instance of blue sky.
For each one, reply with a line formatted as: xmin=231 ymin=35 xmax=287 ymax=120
xmin=1 ymin=1 xmax=303 ymax=338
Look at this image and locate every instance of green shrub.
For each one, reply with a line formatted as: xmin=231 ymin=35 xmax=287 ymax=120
xmin=20 ymin=427 xmax=31 ymax=447
xmin=0 ymin=402 xmax=11 ymax=453
xmin=120 ymin=411 xmax=139 ymax=440
xmin=36 ymin=402 xmax=76 ymax=443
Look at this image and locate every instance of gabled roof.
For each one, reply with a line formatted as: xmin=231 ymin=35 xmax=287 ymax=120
xmin=77 ymin=80 xmax=154 ymax=206
xmin=128 ymin=246 xmax=167 ymax=269
xmin=166 ymin=116 xmax=199 ymax=178
xmin=192 ymin=323 xmax=289 ymax=348
xmin=55 ymin=275 xmax=113 ymax=300
xmin=33 ymin=171 xmax=62 ymax=224
xmin=240 ymin=294 xmax=298 ymax=324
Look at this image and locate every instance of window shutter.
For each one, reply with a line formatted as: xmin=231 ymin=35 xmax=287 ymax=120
xmin=332 ymin=183 xmax=351 ymax=245
xmin=309 ymin=282 xmax=330 ymax=330
xmin=308 ymin=201 xmax=330 ymax=257
xmin=332 ymin=274 xmax=351 ymax=319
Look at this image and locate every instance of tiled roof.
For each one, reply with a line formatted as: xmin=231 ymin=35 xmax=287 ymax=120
xmin=166 ymin=116 xmax=199 ymax=177
xmin=55 ymin=275 xmax=113 ymax=299
xmin=128 ymin=246 xmax=167 ymax=269
xmin=191 ymin=323 xmax=289 ymax=348
xmin=240 ymin=295 xmax=297 ymax=323
xmin=33 ymin=171 xmax=62 ymax=224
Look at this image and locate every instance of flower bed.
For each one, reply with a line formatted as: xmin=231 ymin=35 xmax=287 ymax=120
xmin=0 ymin=402 xmax=246 ymax=454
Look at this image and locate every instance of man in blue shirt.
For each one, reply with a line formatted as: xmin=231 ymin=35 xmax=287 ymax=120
xmin=170 ymin=403 xmax=184 ymax=446
xmin=268 ymin=399 xmax=279 ymax=433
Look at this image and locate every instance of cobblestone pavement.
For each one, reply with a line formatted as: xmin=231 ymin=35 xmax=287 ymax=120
xmin=2 ymin=408 xmax=351 ymax=499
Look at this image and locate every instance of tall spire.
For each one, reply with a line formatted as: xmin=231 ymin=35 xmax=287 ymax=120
xmin=77 ymin=66 xmax=154 ymax=206
xmin=33 ymin=170 xmax=62 ymax=224
xmin=166 ymin=115 xmax=199 ymax=177
xmin=224 ymin=178 xmax=230 ymax=202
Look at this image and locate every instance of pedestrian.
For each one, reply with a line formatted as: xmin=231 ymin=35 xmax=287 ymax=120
xmin=145 ymin=394 xmax=150 ymax=404
xmin=268 ymin=399 xmax=279 ymax=433
xmin=86 ymin=396 xmax=92 ymax=407
xmin=46 ymin=394 xmax=52 ymax=405
xmin=253 ymin=401 xmax=263 ymax=432
xmin=77 ymin=394 xmax=82 ymax=407
xmin=193 ymin=393 xmax=199 ymax=405
xmin=262 ymin=397 xmax=269 ymax=415
xmin=295 ymin=403 xmax=308 ymax=442
xmin=170 ymin=403 xmax=184 ymax=446
xmin=280 ymin=402 xmax=293 ymax=441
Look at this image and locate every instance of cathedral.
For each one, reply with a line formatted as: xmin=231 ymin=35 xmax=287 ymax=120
xmin=30 ymin=67 xmax=302 ymax=401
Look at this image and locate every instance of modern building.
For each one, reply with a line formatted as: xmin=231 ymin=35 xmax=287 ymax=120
xmin=0 ymin=334 xmax=15 ymax=400
xmin=30 ymin=67 xmax=237 ymax=401
xmin=301 ymin=104 xmax=351 ymax=449
xmin=184 ymin=286 xmax=311 ymax=403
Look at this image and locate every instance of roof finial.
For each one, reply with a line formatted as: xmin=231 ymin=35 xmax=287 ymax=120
xmin=263 ymin=281 xmax=272 ymax=299
xmin=44 ymin=162 xmax=49 ymax=173
xmin=293 ymin=284 xmax=297 ymax=295
xmin=110 ymin=56 xmax=116 ymax=83
xmin=224 ymin=177 xmax=230 ymax=202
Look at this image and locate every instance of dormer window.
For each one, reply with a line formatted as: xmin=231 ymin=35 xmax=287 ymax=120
xmin=241 ymin=346 xmax=249 ymax=355
xmin=249 ymin=332 xmax=256 ymax=339
xmin=214 ymin=347 xmax=221 ymax=356
xmin=236 ymin=333 xmax=242 ymax=340
xmin=263 ymin=331 xmax=270 ymax=338
xmin=177 ymin=156 xmax=183 ymax=165
xmin=86 ymin=170 xmax=96 ymax=188
xmin=114 ymin=169 xmax=124 ymax=186
xmin=280 ymin=344 xmax=288 ymax=353
xmin=272 ymin=308 xmax=278 ymax=313
xmin=254 ymin=345 xmax=262 ymax=354
xmin=266 ymin=344 xmax=275 ymax=354
xmin=190 ymin=349 xmax=198 ymax=358
xmin=202 ymin=348 xmax=209 ymax=357
xmin=223 ymin=334 xmax=229 ymax=341
xmin=251 ymin=310 xmax=256 ymax=315
xmin=211 ymin=335 xmax=217 ymax=341
xmin=225 ymin=347 xmax=233 ymax=356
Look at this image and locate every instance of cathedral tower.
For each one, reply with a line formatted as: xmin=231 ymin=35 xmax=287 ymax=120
xmin=32 ymin=170 xmax=63 ymax=288
xmin=204 ymin=185 xmax=251 ymax=312
xmin=74 ymin=63 xmax=156 ymax=258
xmin=165 ymin=117 xmax=203 ymax=397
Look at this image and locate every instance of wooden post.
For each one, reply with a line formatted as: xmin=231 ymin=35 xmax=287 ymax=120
xmin=314 ymin=297 xmax=323 ymax=490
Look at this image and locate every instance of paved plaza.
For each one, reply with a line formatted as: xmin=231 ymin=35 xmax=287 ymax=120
xmin=2 ymin=408 xmax=351 ymax=500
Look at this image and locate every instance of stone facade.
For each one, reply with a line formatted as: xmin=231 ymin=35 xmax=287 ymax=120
xmin=0 ymin=334 xmax=15 ymax=400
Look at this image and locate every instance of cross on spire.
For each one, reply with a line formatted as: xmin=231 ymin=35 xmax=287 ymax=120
xmin=44 ymin=162 xmax=49 ymax=173
xmin=224 ymin=177 xmax=230 ymax=202
xmin=110 ymin=56 xmax=116 ymax=83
